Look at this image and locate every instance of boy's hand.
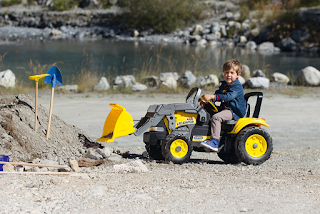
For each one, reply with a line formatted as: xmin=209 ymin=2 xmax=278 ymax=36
xmin=200 ymin=94 xmax=216 ymax=107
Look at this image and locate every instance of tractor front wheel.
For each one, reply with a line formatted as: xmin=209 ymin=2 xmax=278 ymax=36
xmin=162 ymin=134 xmax=192 ymax=164
xmin=235 ymin=126 xmax=273 ymax=165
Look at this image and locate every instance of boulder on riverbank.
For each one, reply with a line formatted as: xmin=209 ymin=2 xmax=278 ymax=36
xmin=0 ymin=69 xmax=15 ymax=88
xmin=295 ymin=66 xmax=320 ymax=86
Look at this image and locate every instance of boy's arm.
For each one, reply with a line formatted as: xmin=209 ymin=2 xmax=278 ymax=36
xmin=215 ymin=84 xmax=242 ymax=102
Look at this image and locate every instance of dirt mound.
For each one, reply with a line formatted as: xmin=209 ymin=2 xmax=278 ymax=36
xmin=0 ymin=94 xmax=100 ymax=163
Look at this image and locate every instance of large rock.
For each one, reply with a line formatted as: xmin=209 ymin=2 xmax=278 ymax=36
xmin=132 ymin=83 xmax=148 ymax=91
xmin=161 ymin=76 xmax=177 ymax=89
xmin=196 ymin=74 xmax=219 ymax=87
xmin=241 ymin=65 xmax=251 ymax=80
xmin=252 ymin=69 xmax=266 ymax=78
xmin=142 ymin=76 xmax=160 ymax=88
xmin=295 ymin=66 xmax=320 ymax=86
xmin=0 ymin=69 xmax=15 ymax=88
xmin=238 ymin=76 xmax=245 ymax=85
xmin=245 ymin=41 xmax=257 ymax=51
xmin=246 ymin=77 xmax=270 ymax=89
xmin=178 ymin=70 xmax=196 ymax=88
xmin=192 ymin=24 xmax=204 ymax=35
xmin=257 ymin=42 xmax=275 ymax=53
xmin=113 ymin=75 xmax=136 ymax=88
xmin=280 ymin=37 xmax=297 ymax=52
xmin=210 ymin=22 xmax=220 ymax=33
xmin=93 ymin=77 xmax=110 ymax=91
xmin=160 ymin=72 xmax=179 ymax=82
xmin=271 ymin=72 xmax=290 ymax=84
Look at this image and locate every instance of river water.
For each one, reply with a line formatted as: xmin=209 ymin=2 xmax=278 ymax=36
xmin=1 ymin=39 xmax=320 ymax=84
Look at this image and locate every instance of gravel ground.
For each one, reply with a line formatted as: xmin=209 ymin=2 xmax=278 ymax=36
xmin=0 ymin=89 xmax=320 ymax=213
xmin=0 ymin=147 xmax=319 ymax=214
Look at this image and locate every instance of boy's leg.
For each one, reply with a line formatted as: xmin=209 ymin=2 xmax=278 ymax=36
xmin=210 ymin=109 xmax=233 ymax=139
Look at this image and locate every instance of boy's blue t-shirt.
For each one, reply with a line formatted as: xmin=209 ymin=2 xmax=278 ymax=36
xmin=215 ymin=78 xmax=247 ymax=120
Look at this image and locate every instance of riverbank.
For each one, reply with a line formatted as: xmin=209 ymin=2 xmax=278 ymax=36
xmin=1 ymin=1 xmax=320 ymax=55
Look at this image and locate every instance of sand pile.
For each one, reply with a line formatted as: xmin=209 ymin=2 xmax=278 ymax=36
xmin=0 ymin=94 xmax=100 ymax=163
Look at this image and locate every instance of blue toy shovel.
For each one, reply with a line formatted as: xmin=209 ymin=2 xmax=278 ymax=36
xmin=44 ymin=66 xmax=63 ymax=140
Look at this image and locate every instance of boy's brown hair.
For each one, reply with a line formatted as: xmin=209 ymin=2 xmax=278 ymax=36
xmin=223 ymin=59 xmax=242 ymax=74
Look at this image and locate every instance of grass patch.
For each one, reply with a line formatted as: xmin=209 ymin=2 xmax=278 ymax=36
xmin=1 ymin=0 xmax=22 ymax=7
xmin=115 ymin=0 xmax=206 ymax=33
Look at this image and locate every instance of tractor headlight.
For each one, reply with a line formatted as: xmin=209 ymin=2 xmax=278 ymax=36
xmin=149 ymin=126 xmax=165 ymax=132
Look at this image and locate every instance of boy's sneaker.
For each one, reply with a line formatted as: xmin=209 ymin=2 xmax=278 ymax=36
xmin=200 ymin=139 xmax=220 ymax=152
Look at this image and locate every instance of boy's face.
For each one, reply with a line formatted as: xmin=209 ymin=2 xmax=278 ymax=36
xmin=224 ymin=67 xmax=241 ymax=85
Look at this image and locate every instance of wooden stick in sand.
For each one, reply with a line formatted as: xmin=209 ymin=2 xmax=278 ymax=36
xmin=0 ymin=161 xmax=68 ymax=168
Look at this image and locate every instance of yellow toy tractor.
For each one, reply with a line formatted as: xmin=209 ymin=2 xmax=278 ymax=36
xmin=98 ymin=87 xmax=273 ymax=165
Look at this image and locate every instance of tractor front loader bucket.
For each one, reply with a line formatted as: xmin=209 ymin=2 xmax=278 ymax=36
xmin=97 ymin=104 xmax=135 ymax=143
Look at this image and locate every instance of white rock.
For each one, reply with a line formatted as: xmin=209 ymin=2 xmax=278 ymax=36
xmin=160 ymin=72 xmax=179 ymax=81
xmin=246 ymin=77 xmax=270 ymax=89
xmin=132 ymin=83 xmax=148 ymax=91
xmin=114 ymin=75 xmax=136 ymax=88
xmin=238 ymin=76 xmax=245 ymax=85
xmin=251 ymin=28 xmax=260 ymax=37
xmin=252 ymin=69 xmax=266 ymax=78
xmin=295 ymin=66 xmax=320 ymax=86
xmin=241 ymin=64 xmax=251 ymax=80
xmin=96 ymin=147 xmax=112 ymax=159
xmin=0 ymin=69 xmax=15 ymax=88
xmin=198 ymin=74 xmax=219 ymax=87
xmin=192 ymin=24 xmax=203 ymax=35
xmin=240 ymin=35 xmax=247 ymax=43
xmin=179 ymin=70 xmax=196 ymax=88
xmin=69 ymin=159 xmax=81 ymax=173
xmin=162 ymin=76 xmax=177 ymax=89
xmin=114 ymin=160 xmax=148 ymax=173
xmin=271 ymin=72 xmax=290 ymax=84
xmin=257 ymin=42 xmax=275 ymax=53
xmin=84 ymin=148 xmax=103 ymax=160
xmin=51 ymin=28 xmax=62 ymax=36
xmin=3 ymin=163 xmax=15 ymax=172
xmin=133 ymin=30 xmax=139 ymax=37
xmin=245 ymin=41 xmax=257 ymax=51
xmin=108 ymin=153 xmax=123 ymax=162
xmin=93 ymin=77 xmax=110 ymax=91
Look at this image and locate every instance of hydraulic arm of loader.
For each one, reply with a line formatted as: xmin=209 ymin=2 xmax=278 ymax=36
xmin=98 ymin=102 xmax=206 ymax=143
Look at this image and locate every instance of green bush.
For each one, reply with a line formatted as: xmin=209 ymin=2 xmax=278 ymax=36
xmin=116 ymin=0 xmax=205 ymax=33
xmin=51 ymin=0 xmax=79 ymax=11
xmin=1 ymin=0 xmax=22 ymax=7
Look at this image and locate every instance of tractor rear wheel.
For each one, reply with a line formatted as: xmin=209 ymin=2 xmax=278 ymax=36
xmin=162 ymin=134 xmax=192 ymax=164
xmin=145 ymin=145 xmax=164 ymax=160
xmin=235 ymin=126 xmax=273 ymax=165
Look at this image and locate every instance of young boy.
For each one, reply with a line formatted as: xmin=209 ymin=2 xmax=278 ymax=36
xmin=200 ymin=59 xmax=247 ymax=151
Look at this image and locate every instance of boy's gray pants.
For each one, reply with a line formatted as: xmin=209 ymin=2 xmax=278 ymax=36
xmin=210 ymin=109 xmax=233 ymax=140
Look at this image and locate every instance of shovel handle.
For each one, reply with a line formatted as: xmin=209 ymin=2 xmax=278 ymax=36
xmin=35 ymin=81 xmax=38 ymax=132
xmin=0 ymin=161 xmax=68 ymax=168
xmin=46 ymin=87 xmax=54 ymax=140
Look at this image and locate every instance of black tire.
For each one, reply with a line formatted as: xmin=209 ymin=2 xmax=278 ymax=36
xmin=217 ymin=143 xmax=242 ymax=164
xmin=235 ymin=126 xmax=273 ymax=165
xmin=161 ymin=134 xmax=193 ymax=164
xmin=145 ymin=145 xmax=164 ymax=160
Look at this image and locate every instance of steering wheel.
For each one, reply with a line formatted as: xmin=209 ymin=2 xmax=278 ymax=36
xmin=186 ymin=87 xmax=202 ymax=109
